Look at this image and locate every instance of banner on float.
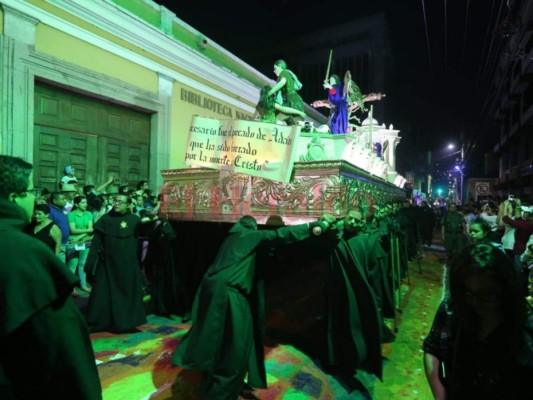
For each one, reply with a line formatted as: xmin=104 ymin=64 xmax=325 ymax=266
xmin=184 ymin=116 xmax=301 ymax=183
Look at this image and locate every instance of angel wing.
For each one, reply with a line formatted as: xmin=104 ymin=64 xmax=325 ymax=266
xmin=343 ymin=71 xmax=367 ymax=112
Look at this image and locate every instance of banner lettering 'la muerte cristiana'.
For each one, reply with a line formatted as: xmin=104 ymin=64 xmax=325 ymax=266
xmin=184 ymin=116 xmax=301 ymax=183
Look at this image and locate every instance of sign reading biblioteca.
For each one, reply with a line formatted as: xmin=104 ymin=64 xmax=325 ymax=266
xmin=184 ymin=116 xmax=301 ymax=183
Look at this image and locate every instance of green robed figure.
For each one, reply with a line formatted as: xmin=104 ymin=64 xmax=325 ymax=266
xmin=322 ymin=209 xmax=384 ymax=384
xmin=172 ymin=215 xmax=332 ymax=399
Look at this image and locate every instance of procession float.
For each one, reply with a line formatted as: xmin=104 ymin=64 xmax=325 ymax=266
xmin=160 ymin=50 xmax=407 ymax=224
xmin=159 ymin=110 xmax=407 ymax=225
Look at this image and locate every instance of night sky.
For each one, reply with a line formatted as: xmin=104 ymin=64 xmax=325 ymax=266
xmin=160 ymin=0 xmax=509 ymax=181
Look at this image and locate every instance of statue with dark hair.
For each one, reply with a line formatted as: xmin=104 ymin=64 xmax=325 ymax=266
xmin=311 ymin=73 xmax=349 ymax=134
xmin=267 ymin=60 xmax=305 ymax=125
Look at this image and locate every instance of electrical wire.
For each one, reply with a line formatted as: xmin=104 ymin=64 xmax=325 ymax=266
xmin=467 ymin=0 xmax=511 ymax=160
xmin=444 ymin=0 xmax=448 ymax=70
xmin=474 ymin=0 xmax=497 ymax=89
xmin=461 ymin=0 xmax=470 ymax=66
xmin=479 ymin=0 xmax=505 ymax=83
xmin=421 ymin=0 xmax=433 ymax=74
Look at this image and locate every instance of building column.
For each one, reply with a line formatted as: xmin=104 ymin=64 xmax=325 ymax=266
xmin=0 ymin=5 xmax=38 ymax=160
xmin=383 ymin=131 xmax=401 ymax=172
xmin=150 ymin=73 xmax=174 ymax=189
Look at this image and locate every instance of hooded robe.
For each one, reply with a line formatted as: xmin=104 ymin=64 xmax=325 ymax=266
xmin=85 ymin=211 xmax=146 ymax=332
xmin=172 ymin=219 xmax=324 ymax=400
xmin=0 ymin=199 xmax=101 ymax=399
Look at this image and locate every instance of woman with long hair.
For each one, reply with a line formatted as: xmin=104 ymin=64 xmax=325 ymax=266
xmin=423 ymin=243 xmax=532 ymax=399
xmin=267 ymin=60 xmax=305 ymax=125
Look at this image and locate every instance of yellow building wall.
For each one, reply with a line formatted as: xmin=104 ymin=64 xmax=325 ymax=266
xmin=30 ymin=11 xmax=255 ymax=173
xmin=170 ymin=83 xmax=254 ymax=169
xmin=35 ymin=24 xmax=158 ymax=93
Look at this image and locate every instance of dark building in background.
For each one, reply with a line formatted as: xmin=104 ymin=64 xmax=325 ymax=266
xmin=483 ymin=0 xmax=533 ymax=200
xmin=245 ymin=13 xmax=392 ymax=124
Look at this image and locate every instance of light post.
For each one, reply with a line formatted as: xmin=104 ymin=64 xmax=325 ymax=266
xmin=454 ymin=164 xmax=464 ymax=204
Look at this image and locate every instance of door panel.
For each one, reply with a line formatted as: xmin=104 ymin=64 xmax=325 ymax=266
xmin=33 ymin=126 xmax=97 ymax=192
xmin=33 ymin=83 xmax=151 ymax=193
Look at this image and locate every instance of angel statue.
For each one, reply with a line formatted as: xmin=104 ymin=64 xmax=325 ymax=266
xmin=344 ymin=70 xmax=386 ymax=125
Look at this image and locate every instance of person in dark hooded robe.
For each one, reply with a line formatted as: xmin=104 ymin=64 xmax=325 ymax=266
xmin=144 ymin=218 xmax=181 ymax=317
xmin=172 ymin=215 xmax=332 ymax=400
xmin=85 ymin=194 xmax=147 ymax=333
xmin=322 ymin=208 xmax=384 ymax=385
xmin=0 ymin=155 xmax=101 ymax=399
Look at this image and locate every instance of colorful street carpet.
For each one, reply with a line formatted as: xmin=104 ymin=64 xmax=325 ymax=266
xmin=91 ymin=248 xmax=445 ymax=399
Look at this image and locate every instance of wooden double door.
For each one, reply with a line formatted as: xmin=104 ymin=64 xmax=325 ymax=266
xmin=33 ymin=82 xmax=151 ymax=193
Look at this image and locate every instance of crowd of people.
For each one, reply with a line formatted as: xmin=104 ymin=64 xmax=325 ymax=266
xmin=425 ymin=197 xmax=533 ymax=399
xmin=2 ymin=153 xmax=532 ymax=399
xmin=438 ymin=198 xmax=533 ymax=299
xmin=16 ymin=162 xmax=162 ymax=334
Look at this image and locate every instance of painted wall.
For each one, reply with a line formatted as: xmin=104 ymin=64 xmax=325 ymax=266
xmin=1 ymin=0 xmax=261 ymax=184
xmin=35 ymin=25 xmax=158 ymax=93
xmin=33 ymin=22 xmax=255 ymax=172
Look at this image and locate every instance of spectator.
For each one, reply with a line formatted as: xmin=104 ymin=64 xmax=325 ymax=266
xmin=468 ymin=218 xmax=504 ymax=251
xmin=118 ymin=185 xmax=129 ymax=195
xmin=59 ymin=165 xmax=77 ymax=189
xmin=520 ymin=235 xmax=533 ymax=300
xmin=479 ymin=203 xmax=500 ymax=242
xmin=24 ymin=203 xmax=62 ymax=256
xmin=36 ymin=187 xmax=50 ymax=205
xmin=67 ymin=195 xmax=94 ymax=294
xmin=48 ymin=191 xmax=70 ymax=263
xmin=83 ymin=176 xmax=114 ymax=210
xmin=463 ymin=204 xmax=478 ymax=233
xmin=61 ymin=183 xmax=78 ymax=213
xmin=91 ymin=194 xmax=108 ymax=223
xmin=502 ymin=200 xmax=533 ymax=295
xmin=423 ymin=243 xmax=533 ymax=399
xmin=0 ymin=155 xmax=102 ymax=399
xmin=498 ymin=200 xmax=516 ymax=260
xmin=136 ymin=180 xmax=149 ymax=196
